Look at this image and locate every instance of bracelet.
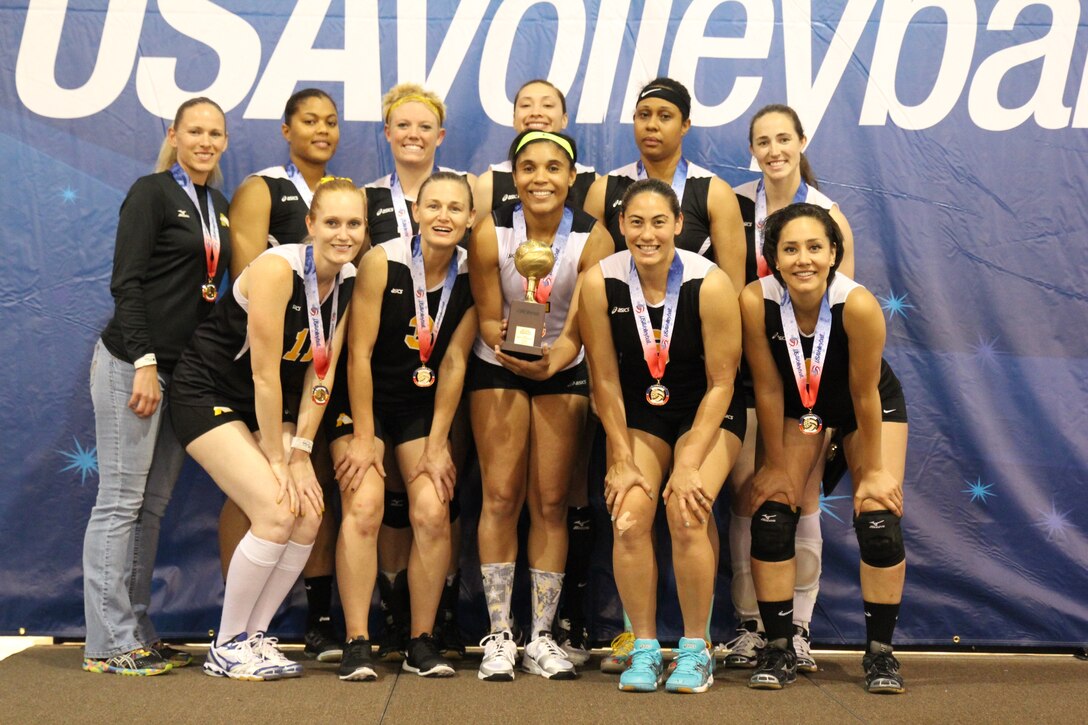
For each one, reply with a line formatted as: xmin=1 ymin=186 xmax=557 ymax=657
xmin=290 ymin=436 xmax=314 ymax=454
xmin=133 ymin=353 xmax=157 ymax=369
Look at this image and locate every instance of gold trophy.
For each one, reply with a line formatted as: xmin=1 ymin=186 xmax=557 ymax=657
xmin=501 ymin=239 xmax=555 ymax=360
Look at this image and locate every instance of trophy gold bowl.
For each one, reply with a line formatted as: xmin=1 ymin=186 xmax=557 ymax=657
xmin=500 ymin=239 xmax=555 ymax=359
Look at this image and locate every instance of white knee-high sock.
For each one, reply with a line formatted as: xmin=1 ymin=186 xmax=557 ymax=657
xmin=246 ymin=540 xmax=314 ymax=636
xmin=793 ymin=512 xmax=823 ymax=626
xmin=729 ymin=511 xmax=762 ymax=628
xmin=218 ymin=531 xmax=286 ymax=645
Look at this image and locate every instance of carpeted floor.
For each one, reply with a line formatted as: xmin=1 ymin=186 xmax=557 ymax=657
xmin=3 ymin=645 xmax=1084 ymax=724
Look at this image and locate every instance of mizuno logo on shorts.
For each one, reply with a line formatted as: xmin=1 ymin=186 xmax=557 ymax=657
xmin=869 ymin=520 xmax=886 ymax=529
xmin=760 ymin=514 xmax=776 ymax=522
xmin=177 ymin=210 xmax=190 ymax=218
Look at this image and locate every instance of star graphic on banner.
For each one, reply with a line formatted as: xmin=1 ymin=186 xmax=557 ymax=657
xmin=819 ymin=492 xmax=852 ymax=522
xmin=60 ymin=186 xmax=78 ymax=204
xmin=961 ymin=476 xmax=996 ymax=503
xmin=59 ymin=437 xmax=98 ymax=485
xmin=1035 ymin=501 xmax=1072 ymax=542
xmin=877 ymin=290 xmax=915 ymax=320
xmin=971 ymin=334 xmax=1002 ymax=367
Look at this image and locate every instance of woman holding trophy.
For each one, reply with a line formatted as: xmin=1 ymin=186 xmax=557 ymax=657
xmin=467 ymin=129 xmax=612 ymax=681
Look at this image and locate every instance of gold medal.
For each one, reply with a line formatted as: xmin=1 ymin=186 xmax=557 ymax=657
xmin=201 ymin=282 xmax=218 ymax=302
xmin=646 ymin=383 xmax=670 ymax=407
xmin=799 ymin=411 xmax=823 ymax=435
xmin=311 ymin=384 xmax=330 ymax=406
xmin=412 ymin=366 xmax=435 ymax=388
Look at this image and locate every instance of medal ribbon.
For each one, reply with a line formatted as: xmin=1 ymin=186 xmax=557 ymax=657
xmin=512 ymin=204 xmax=573 ymax=304
xmin=779 ymin=289 xmax=831 ymax=412
xmin=303 ymin=245 xmax=340 ymax=382
xmin=170 ymin=163 xmax=220 ymax=287
xmin=636 ymin=157 xmax=689 ymax=212
xmin=408 ymin=234 xmax=460 ymax=365
xmin=284 ymin=162 xmax=315 ymax=208
xmin=390 ymin=167 xmax=438 ymax=241
xmin=628 ymin=251 xmax=684 ymax=382
xmin=754 ymin=178 xmax=808 ymax=278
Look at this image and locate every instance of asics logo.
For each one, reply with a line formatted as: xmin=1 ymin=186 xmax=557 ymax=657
xmin=391 ymin=288 xmax=404 ymax=294
xmin=376 ymin=207 xmax=394 ymax=216
xmin=610 ymin=306 xmax=630 ymax=314
xmin=612 ymin=199 xmax=623 ymax=208
xmin=501 ymin=193 xmax=519 ymax=202
xmin=772 ymin=332 xmax=786 ymax=341
xmin=281 ymin=195 xmax=299 ymax=202
xmin=291 ymin=304 xmax=302 ymax=311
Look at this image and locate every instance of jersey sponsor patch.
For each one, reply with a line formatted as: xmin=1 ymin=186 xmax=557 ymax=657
xmin=177 ymin=209 xmax=190 ymax=218
xmin=376 ymin=206 xmax=394 ymax=216
xmin=281 ymin=195 xmax=300 ymax=202
xmin=501 ymin=193 xmax=519 ymax=202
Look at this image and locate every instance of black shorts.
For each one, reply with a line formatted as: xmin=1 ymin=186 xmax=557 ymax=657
xmin=465 ymin=357 xmax=589 ymax=397
xmin=326 ymin=386 xmax=434 ymax=448
xmin=623 ymin=382 xmax=747 ymax=446
xmin=170 ymin=401 xmax=296 ymax=449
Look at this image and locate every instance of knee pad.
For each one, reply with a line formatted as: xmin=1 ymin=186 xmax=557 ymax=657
xmin=750 ymin=501 xmax=800 ymax=563
xmin=854 ymin=510 xmax=905 ymax=568
xmin=382 ymin=490 xmax=410 ymax=529
xmin=794 ymin=513 xmax=823 ymax=594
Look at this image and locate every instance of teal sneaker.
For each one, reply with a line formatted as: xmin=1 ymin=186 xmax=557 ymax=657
xmin=618 ymin=639 xmax=664 ymax=692
xmin=666 ymin=637 xmax=713 ymax=693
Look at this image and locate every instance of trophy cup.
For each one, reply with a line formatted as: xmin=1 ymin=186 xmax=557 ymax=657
xmin=500 ymin=239 xmax=555 ymax=360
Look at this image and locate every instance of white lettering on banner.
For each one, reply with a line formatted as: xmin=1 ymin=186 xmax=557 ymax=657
xmin=478 ymin=0 xmax=586 ymax=124
xmin=860 ymin=0 xmax=977 ymax=130
xmin=245 ymin=0 xmax=382 ymax=121
xmin=16 ymin=0 xmax=147 ymax=119
xmin=668 ymin=0 xmax=773 ymax=127
xmin=619 ymin=0 xmax=673 ymax=122
xmin=968 ymin=0 xmax=1077 ymax=131
xmin=397 ymin=0 xmax=488 ymax=99
xmin=577 ymin=0 xmax=632 ymax=124
xmin=136 ymin=0 xmax=261 ymax=117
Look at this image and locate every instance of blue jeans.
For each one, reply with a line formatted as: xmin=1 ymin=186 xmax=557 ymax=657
xmin=83 ymin=339 xmax=186 ymax=658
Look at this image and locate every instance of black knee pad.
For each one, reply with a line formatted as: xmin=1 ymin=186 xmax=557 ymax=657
xmin=750 ymin=501 xmax=800 ymax=563
xmin=854 ymin=510 xmax=905 ymax=568
xmin=383 ymin=490 xmax=410 ymax=529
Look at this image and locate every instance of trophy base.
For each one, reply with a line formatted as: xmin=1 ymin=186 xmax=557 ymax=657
xmin=501 ymin=299 xmax=546 ymax=361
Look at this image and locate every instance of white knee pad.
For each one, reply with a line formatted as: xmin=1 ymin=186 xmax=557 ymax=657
xmin=729 ymin=511 xmax=760 ymax=623
xmin=793 ymin=512 xmax=823 ymax=624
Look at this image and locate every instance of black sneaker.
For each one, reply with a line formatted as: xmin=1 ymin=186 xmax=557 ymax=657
xmin=304 ymin=617 xmax=344 ymax=662
xmin=554 ymin=617 xmax=590 ymax=666
xmin=377 ymin=621 xmax=408 ymax=661
xmin=338 ymin=638 xmax=377 ymax=681
xmin=748 ymin=638 xmax=797 ymax=689
xmin=148 ymin=641 xmax=192 ymax=668
xmin=862 ymin=641 xmax=905 ymax=694
xmin=403 ymin=633 xmax=455 ymax=677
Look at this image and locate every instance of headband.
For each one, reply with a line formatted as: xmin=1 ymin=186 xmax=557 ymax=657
xmin=637 ymin=85 xmax=690 ymax=120
xmin=514 ymin=131 xmax=575 ymax=162
xmin=386 ymin=94 xmax=445 ymax=125
xmin=319 ymin=175 xmax=354 ymax=185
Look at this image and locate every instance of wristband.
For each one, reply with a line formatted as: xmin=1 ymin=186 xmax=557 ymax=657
xmin=133 ymin=353 xmax=158 ymax=369
xmin=290 ymin=436 xmax=314 ymax=454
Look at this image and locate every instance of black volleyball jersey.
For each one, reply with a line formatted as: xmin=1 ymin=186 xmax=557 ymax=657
xmin=371 ymin=239 xmax=474 ymax=408
xmin=600 ymin=249 xmax=715 ymax=409
xmin=488 ymin=160 xmax=596 ymax=212
xmin=171 ymin=245 xmax=355 ymax=408
xmin=252 ymin=166 xmax=311 ymax=247
xmin=761 ymin=274 xmax=898 ymax=427
xmin=100 ymin=171 xmax=232 ymax=373
xmin=601 ymin=161 xmax=715 ymax=259
xmin=365 ymin=167 xmax=470 ymax=245
xmin=735 ymin=179 xmax=837 ymax=285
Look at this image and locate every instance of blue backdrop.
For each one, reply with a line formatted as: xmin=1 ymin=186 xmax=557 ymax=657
xmin=2 ymin=0 xmax=1085 ymax=647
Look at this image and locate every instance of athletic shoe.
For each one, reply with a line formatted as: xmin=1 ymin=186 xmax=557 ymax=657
xmin=147 ymin=641 xmax=191 ymax=668
xmin=304 ymin=617 xmax=343 ymax=662
xmin=748 ymin=638 xmax=797 ymax=690
xmin=478 ymin=631 xmax=518 ymax=681
xmin=862 ymin=641 xmax=905 ymax=694
xmin=793 ymin=624 xmax=817 ymax=672
xmin=555 ymin=617 xmax=591 ymax=666
xmin=338 ymin=638 xmax=378 ymax=681
xmin=618 ymin=639 xmax=664 ymax=692
xmin=434 ymin=612 xmax=467 ymax=659
xmin=376 ymin=622 xmax=408 ymax=661
xmin=204 ymin=633 xmax=284 ymax=681
xmin=666 ymin=637 xmax=714 ymax=693
xmin=403 ymin=633 xmax=455 ymax=677
xmin=522 ymin=633 xmax=577 ymax=680
xmin=600 ymin=631 xmax=635 ymax=673
xmin=82 ymin=647 xmax=171 ymax=676
xmin=249 ymin=632 xmax=303 ymax=679
xmin=723 ymin=620 xmax=766 ymax=668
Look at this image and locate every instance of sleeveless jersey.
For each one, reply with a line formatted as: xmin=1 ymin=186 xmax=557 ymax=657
xmin=600 ymin=250 xmax=715 ymax=409
xmin=171 ymin=244 xmax=356 ymax=408
xmin=251 ymin=165 xmax=311 ymax=247
xmin=761 ymin=274 xmax=897 ymax=427
xmin=372 ymin=239 xmax=474 ymax=408
xmin=735 ymin=179 xmax=837 ymax=285
xmin=601 ymin=161 xmax=715 ymax=259
xmin=471 ymin=204 xmax=596 ymax=369
xmin=365 ymin=167 xmax=469 ymax=245
xmin=488 ymin=160 xmax=596 ymax=212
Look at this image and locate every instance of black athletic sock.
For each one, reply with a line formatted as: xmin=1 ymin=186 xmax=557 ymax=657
xmin=304 ymin=575 xmax=334 ymax=625
xmin=391 ymin=568 xmax=411 ymax=629
xmin=560 ymin=506 xmax=593 ymax=623
xmin=440 ymin=570 xmax=461 ymax=621
xmin=757 ymin=598 xmax=795 ymax=645
xmin=863 ymin=601 xmax=900 ymax=646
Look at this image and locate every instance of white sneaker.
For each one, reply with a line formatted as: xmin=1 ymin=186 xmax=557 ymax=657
xmin=250 ymin=632 xmax=303 ymax=679
xmin=478 ymin=631 xmax=517 ymax=681
xmin=522 ymin=633 xmax=577 ymax=680
xmin=203 ymin=633 xmax=281 ymax=681
xmin=793 ymin=625 xmax=817 ymax=672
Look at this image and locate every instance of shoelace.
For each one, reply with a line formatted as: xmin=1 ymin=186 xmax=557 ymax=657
xmin=627 ymin=647 xmax=660 ymax=675
xmin=609 ymin=632 xmax=635 ymax=658
xmin=868 ymin=652 xmax=901 ymax=674
xmin=673 ymin=648 xmax=708 ymax=676
xmin=793 ymin=632 xmax=812 ymax=660
xmin=725 ymin=628 xmax=765 ymax=653
xmin=534 ymin=636 xmax=568 ymax=661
